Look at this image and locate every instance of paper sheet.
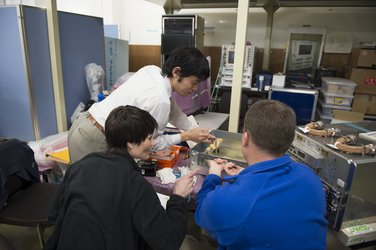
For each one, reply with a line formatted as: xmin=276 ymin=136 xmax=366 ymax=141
xmin=46 ymin=147 xmax=70 ymax=164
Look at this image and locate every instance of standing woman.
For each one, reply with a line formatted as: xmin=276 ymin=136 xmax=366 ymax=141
xmin=45 ymin=105 xmax=197 ymax=250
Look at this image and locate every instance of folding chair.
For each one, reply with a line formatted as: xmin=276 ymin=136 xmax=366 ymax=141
xmin=0 ymin=139 xmax=59 ymax=249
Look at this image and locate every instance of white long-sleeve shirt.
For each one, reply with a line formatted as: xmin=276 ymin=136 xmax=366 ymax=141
xmin=89 ymin=65 xmax=195 ymax=151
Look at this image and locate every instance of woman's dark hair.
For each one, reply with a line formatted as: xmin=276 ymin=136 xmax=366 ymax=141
xmin=162 ymin=47 xmax=210 ymax=81
xmin=105 ymin=105 xmax=158 ymax=153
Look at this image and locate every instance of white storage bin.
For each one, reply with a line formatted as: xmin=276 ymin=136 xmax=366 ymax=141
xmin=321 ymin=77 xmax=356 ymax=95
xmin=320 ymin=89 xmax=354 ymax=106
xmin=316 ymin=109 xmax=332 ymax=124
xmin=318 ymin=99 xmax=352 ymax=116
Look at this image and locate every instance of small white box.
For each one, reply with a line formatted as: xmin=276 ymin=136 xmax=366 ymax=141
xmin=272 ymin=74 xmax=286 ymax=87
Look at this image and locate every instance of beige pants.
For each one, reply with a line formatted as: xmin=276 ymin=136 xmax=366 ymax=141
xmin=68 ymin=111 xmax=107 ymax=163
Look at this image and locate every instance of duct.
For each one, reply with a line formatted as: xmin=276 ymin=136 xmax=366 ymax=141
xmin=146 ymin=0 xmax=376 ymax=9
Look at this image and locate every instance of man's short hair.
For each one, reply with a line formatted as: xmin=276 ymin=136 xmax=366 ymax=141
xmin=105 ymin=105 xmax=158 ymax=152
xmin=162 ymin=47 xmax=210 ymax=82
xmin=244 ymin=100 xmax=296 ymax=156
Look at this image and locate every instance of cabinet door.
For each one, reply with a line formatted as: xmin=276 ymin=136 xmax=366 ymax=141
xmin=0 ymin=6 xmax=35 ymax=141
xmin=58 ymin=12 xmax=106 ymax=127
xmin=23 ymin=5 xmax=57 ymax=139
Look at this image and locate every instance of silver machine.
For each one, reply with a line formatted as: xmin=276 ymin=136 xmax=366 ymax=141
xmin=289 ymin=121 xmax=376 ymax=246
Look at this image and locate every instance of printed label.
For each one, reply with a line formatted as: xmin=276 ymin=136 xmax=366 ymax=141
xmin=333 ymin=98 xmax=343 ymax=104
xmin=345 ymin=224 xmax=372 ymax=236
xmin=365 ymin=77 xmax=376 ymax=86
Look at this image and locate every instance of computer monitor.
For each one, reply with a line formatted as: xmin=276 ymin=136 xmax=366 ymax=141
xmin=224 ymin=46 xmax=250 ymax=67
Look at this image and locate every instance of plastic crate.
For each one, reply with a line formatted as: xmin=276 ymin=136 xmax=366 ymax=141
xmin=318 ymin=99 xmax=351 ymax=116
xmin=316 ymin=109 xmax=332 ymax=124
xmin=319 ymin=89 xmax=354 ymax=106
xmin=149 ymin=145 xmax=181 ymax=169
xmin=321 ymin=77 xmax=356 ymax=95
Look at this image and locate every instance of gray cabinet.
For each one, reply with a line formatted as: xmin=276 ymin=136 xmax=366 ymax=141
xmin=0 ymin=5 xmax=105 ymax=141
xmin=0 ymin=5 xmax=56 ymax=141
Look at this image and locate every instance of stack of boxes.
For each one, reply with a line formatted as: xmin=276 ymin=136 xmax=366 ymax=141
xmin=345 ymin=48 xmax=376 ymax=116
xmin=316 ymin=77 xmax=357 ymax=123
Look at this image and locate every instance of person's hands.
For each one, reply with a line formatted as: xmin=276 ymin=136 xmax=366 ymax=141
xmin=173 ymin=169 xmax=199 ymax=198
xmin=181 ymin=128 xmax=216 ymax=143
xmin=201 ymin=133 xmax=216 ymax=144
xmin=206 ymin=158 xmax=226 ymax=177
xmin=224 ymin=163 xmax=244 ymax=176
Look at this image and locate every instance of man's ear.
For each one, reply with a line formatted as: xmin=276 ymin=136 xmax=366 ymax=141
xmin=172 ymin=66 xmax=181 ymax=77
xmin=242 ymin=131 xmax=250 ymax=148
xmin=127 ymin=142 xmax=134 ymax=149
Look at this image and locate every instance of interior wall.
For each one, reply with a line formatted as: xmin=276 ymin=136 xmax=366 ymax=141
xmin=179 ymin=7 xmax=376 ymax=49
xmin=128 ymin=45 xmax=351 ymax=87
xmin=129 ymin=45 xmax=161 ymax=72
xmin=5 ymin=1 xmax=374 ymax=85
xmin=13 ymin=1 xmax=376 ymax=49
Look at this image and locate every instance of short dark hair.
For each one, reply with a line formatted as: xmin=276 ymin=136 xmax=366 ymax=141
xmin=105 ymin=105 xmax=158 ymax=152
xmin=162 ymin=47 xmax=210 ymax=81
xmin=244 ymin=100 xmax=296 ymax=156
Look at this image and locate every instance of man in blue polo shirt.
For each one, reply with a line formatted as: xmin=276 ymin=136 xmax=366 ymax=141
xmin=195 ymin=100 xmax=327 ymax=249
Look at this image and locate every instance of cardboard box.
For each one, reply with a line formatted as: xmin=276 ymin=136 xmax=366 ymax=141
xmin=351 ymin=48 xmax=376 ymax=68
xmin=345 ymin=66 xmax=376 ymax=95
xmin=332 ymin=110 xmax=364 ymax=123
xmin=352 ymin=93 xmax=376 ymax=115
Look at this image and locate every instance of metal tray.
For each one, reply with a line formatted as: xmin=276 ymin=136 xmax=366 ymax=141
xmin=190 ymin=130 xmax=248 ymax=174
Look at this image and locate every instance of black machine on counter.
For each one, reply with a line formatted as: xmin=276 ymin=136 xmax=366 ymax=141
xmin=289 ymin=121 xmax=376 ymax=246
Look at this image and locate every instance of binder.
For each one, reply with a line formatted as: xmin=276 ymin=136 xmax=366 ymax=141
xmin=46 ymin=147 xmax=70 ymax=164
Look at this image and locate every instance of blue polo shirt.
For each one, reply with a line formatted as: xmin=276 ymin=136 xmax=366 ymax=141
xmin=195 ymin=154 xmax=327 ymax=250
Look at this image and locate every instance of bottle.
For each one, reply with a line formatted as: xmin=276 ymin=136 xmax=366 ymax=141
xmin=259 ymin=75 xmax=264 ymax=91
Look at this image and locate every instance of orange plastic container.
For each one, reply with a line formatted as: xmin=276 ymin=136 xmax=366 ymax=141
xmin=149 ymin=145 xmax=181 ymax=169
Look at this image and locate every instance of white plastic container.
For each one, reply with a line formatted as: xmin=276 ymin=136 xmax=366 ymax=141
xmin=319 ymin=89 xmax=354 ymax=106
xmin=321 ymin=77 xmax=357 ymax=95
xmin=316 ymin=109 xmax=332 ymax=124
xmin=318 ymin=99 xmax=352 ymax=116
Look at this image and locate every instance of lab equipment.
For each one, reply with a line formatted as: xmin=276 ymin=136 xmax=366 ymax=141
xmin=289 ymin=121 xmax=376 ymax=246
xmin=268 ymin=86 xmax=318 ymax=125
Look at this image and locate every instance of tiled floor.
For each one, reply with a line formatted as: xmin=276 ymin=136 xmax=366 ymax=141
xmin=0 ymin=224 xmax=53 ymax=250
xmin=1 ymin=215 xmax=375 ymax=250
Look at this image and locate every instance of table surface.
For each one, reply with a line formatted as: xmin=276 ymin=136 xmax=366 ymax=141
xmin=144 ymin=156 xmax=205 ymax=210
xmin=146 ymin=112 xmax=229 ymax=209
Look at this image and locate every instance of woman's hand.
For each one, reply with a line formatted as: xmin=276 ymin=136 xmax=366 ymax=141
xmin=173 ymin=169 xmax=199 ymax=198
